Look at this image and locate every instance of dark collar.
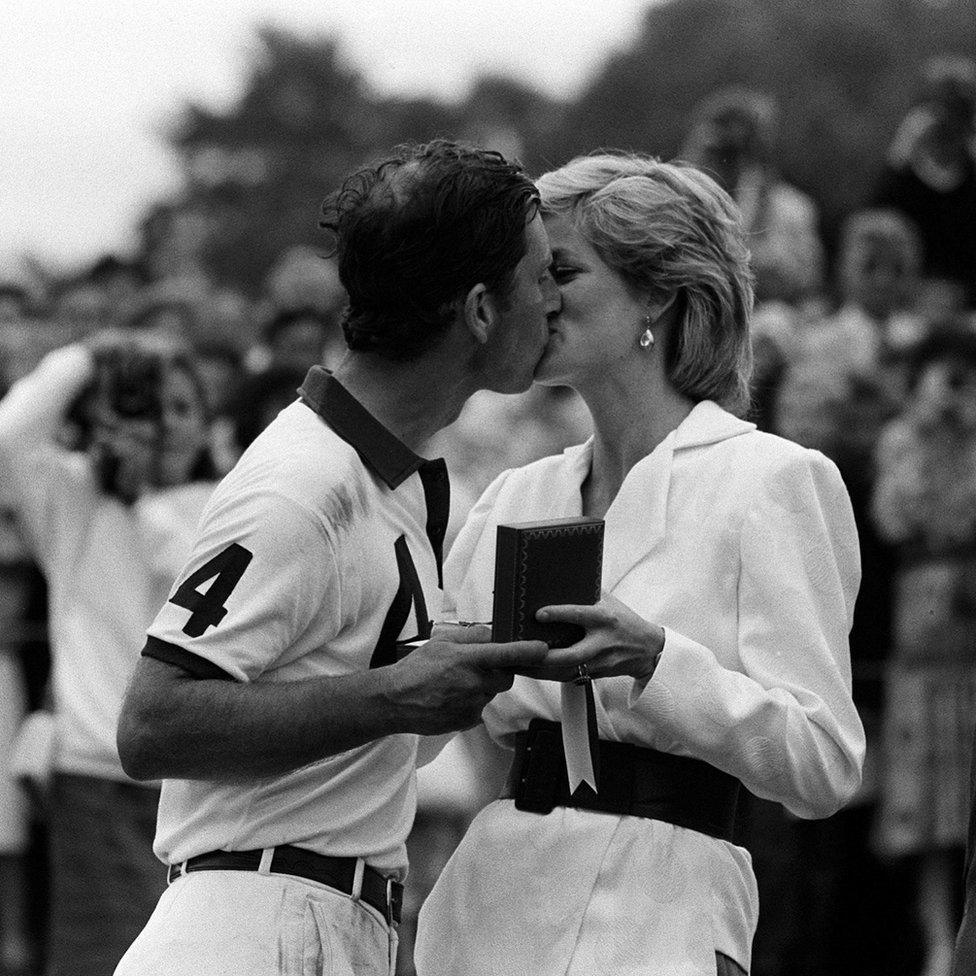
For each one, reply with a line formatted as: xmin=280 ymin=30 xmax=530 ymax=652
xmin=298 ymin=366 xmax=427 ymax=489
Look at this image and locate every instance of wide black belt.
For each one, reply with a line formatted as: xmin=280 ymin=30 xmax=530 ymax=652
xmin=167 ymin=845 xmax=402 ymax=924
xmin=500 ymin=719 xmax=740 ymax=842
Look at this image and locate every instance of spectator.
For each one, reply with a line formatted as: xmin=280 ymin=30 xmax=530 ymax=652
xmin=126 ymin=297 xmax=197 ymax=340
xmin=800 ymin=208 xmax=927 ymax=373
xmin=191 ymin=339 xmax=247 ymax=474
xmin=681 ymin=85 xmax=826 ymax=305
xmin=748 ymin=206 xmax=923 ymax=976
xmin=227 ymin=364 xmax=307 ymax=454
xmin=871 ymin=323 xmax=976 ymax=976
xmin=261 ymin=305 xmax=343 ymax=373
xmin=0 ymin=332 xmax=219 ymax=976
xmin=872 ymin=56 xmax=976 ymax=311
xmin=0 ymin=501 xmax=34 ymax=975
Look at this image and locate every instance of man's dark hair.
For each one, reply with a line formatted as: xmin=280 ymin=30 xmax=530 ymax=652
xmin=320 ymin=139 xmax=539 ymax=361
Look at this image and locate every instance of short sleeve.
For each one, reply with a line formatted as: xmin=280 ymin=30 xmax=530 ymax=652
xmin=147 ymin=487 xmax=342 ymax=682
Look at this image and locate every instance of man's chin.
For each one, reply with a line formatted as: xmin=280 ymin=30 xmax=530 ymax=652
xmin=532 ymin=352 xmax=558 ymax=386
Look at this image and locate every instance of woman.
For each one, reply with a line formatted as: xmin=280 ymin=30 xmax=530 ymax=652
xmin=871 ymin=325 xmax=976 ymax=976
xmin=415 ymin=154 xmax=865 ymax=976
xmin=0 ymin=332 xmax=217 ymax=976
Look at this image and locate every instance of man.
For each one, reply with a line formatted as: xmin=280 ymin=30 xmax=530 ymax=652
xmin=114 ymin=140 xmax=560 ymax=976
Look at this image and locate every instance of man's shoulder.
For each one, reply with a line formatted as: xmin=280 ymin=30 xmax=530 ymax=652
xmin=236 ymin=402 xmax=365 ymax=489
xmin=210 ymin=402 xmax=374 ymax=531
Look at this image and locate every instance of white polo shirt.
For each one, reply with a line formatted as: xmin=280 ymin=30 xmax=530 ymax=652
xmin=144 ymin=368 xmax=448 ymax=878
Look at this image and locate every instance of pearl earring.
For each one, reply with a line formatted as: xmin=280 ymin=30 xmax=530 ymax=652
xmin=639 ymin=315 xmax=655 ymax=349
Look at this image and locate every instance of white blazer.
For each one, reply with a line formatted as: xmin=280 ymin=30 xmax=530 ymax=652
xmin=417 ymin=400 xmax=866 ymax=975
xmin=445 ymin=399 xmax=865 ymax=819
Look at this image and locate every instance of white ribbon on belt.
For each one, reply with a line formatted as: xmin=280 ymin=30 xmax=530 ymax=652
xmin=560 ymin=679 xmax=597 ymax=795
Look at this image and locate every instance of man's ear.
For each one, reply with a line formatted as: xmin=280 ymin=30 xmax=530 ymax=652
xmin=462 ymin=282 xmax=493 ymax=345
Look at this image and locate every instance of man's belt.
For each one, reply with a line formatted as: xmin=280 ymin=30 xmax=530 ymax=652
xmin=500 ymin=719 xmax=740 ymax=842
xmin=167 ymin=845 xmax=402 ymax=924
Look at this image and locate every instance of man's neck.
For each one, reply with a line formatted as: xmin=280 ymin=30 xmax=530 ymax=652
xmin=332 ymin=351 xmax=477 ymax=452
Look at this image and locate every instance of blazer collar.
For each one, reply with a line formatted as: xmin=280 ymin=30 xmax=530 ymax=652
xmin=672 ymin=399 xmax=756 ymax=450
xmin=600 ymin=400 xmax=754 ymax=591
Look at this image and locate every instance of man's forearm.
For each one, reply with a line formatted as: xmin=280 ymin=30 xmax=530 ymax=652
xmin=118 ymin=657 xmax=407 ymax=782
xmin=119 ymin=633 xmax=545 ymax=783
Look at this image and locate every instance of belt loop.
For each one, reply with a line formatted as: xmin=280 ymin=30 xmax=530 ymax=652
xmin=351 ymin=857 xmax=365 ymax=902
xmin=258 ymin=848 xmax=275 ymax=875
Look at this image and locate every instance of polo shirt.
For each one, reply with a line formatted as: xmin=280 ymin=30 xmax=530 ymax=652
xmin=144 ymin=367 xmax=449 ymax=878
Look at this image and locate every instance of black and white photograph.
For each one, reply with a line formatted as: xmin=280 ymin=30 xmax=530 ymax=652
xmin=1 ymin=1 xmax=975 ymax=974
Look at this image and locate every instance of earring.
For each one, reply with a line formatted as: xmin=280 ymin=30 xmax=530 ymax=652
xmin=639 ymin=315 xmax=655 ymax=349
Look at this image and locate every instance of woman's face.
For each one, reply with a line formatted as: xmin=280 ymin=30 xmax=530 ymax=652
xmin=535 ymin=213 xmax=647 ymax=388
xmin=156 ymin=365 xmax=209 ymax=486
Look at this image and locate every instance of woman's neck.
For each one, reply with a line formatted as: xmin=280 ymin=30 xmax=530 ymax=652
xmin=578 ymin=376 xmax=695 ymax=519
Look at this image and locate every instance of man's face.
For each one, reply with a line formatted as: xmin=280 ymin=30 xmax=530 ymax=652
xmin=478 ymin=213 xmax=560 ymax=394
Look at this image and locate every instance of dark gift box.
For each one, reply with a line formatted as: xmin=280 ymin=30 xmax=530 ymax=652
xmin=491 ymin=517 xmax=605 ymax=648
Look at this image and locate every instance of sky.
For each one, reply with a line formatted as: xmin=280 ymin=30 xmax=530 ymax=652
xmin=0 ymin=0 xmax=651 ymax=276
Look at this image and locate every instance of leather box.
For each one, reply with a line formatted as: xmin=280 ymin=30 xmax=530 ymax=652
xmin=491 ymin=516 xmax=604 ymax=648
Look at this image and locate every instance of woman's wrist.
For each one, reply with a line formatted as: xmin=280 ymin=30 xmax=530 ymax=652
xmin=631 ymin=623 xmax=665 ymax=683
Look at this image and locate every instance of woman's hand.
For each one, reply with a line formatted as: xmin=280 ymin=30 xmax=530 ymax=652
xmin=521 ymin=593 xmax=665 ymax=683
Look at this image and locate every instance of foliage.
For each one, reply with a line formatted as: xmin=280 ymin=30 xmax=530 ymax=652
xmin=157 ymin=2 xmax=976 ymax=292
xmin=544 ymin=0 xmax=976 ymax=245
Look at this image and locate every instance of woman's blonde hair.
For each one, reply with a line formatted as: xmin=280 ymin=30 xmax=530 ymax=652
xmin=537 ymin=152 xmax=755 ymax=415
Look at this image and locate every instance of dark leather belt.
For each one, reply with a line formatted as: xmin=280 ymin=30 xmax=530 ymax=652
xmin=167 ymin=845 xmax=402 ymax=924
xmin=501 ymin=719 xmax=740 ymax=842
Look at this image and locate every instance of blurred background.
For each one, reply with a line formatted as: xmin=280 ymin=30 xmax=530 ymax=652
xmin=2 ymin=1 xmax=976 ymax=975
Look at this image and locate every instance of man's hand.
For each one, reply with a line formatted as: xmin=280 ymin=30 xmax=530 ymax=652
xmin=388 ymin=625 xmax=547 ymax=735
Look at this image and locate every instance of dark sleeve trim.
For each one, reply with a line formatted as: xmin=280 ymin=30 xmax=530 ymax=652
xmin=142 ymin=635 xmax=235 ymax=681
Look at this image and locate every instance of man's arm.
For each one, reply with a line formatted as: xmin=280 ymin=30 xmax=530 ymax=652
xmin=117 ymin=628 xmax=546 ymax=781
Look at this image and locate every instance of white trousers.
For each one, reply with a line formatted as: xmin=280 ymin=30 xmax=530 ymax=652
xmin=114 ymin=868 xmax=397 ymax=976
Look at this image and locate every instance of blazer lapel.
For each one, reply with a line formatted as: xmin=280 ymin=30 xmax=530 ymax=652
xmin=601 ymin=402 xmax=755 ymax=594
xmin=602 ymin=431 xmax=676 ymax=593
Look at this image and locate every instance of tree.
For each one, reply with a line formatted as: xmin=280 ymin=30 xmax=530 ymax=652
xmin=543 ymin=0 xmax=976 ymax=249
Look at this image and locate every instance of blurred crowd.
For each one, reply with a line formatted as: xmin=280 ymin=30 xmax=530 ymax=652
xmin=0 ymin=53 xmax=975 ymax=976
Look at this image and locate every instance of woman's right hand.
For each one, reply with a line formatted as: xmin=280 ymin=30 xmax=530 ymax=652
xmin=521 ymin=593 xmax=665 ymax=684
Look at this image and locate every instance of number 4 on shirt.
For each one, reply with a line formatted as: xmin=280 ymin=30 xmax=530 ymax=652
xmin=169 ymin=543 xmax=253 ymax=637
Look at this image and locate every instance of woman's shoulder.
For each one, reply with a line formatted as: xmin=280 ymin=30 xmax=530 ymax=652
xmin=709 ymin=424 xmax=839 ymax=489
xmin=483 ymin=441 xmax=590 ymax=504
xmin=507 ymin=440 xmax=588 ymax=480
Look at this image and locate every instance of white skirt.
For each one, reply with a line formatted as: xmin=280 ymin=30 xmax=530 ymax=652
xmin=414 ymin=799 xmax=756 ymax=976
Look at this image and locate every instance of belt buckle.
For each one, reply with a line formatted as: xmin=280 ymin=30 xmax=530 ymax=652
xmin=513 ymin=727 xmax=560 ymax=814
xmin=386 ymin=877 xmax=403 ymax=926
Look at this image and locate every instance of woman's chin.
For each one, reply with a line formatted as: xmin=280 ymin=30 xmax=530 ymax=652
xmin=533 ymin=350 xmax=565 ymax=386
